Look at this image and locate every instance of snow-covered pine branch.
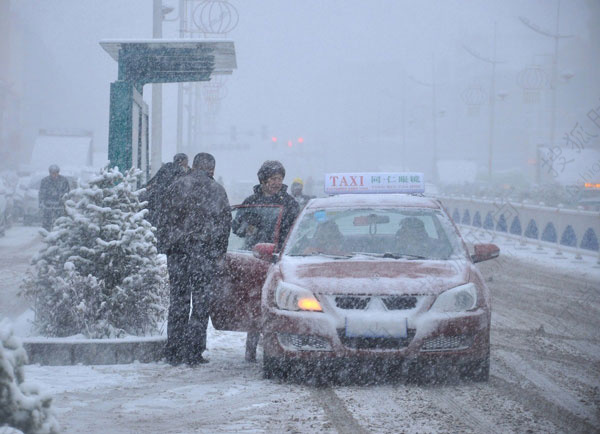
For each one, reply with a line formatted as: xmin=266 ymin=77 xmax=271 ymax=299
xmin=20 ymin=168 xmax=168 ymax=338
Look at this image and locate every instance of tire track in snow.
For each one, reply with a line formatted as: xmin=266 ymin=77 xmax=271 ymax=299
xmin=490 ymin=374 xmax=596 ymax=434
xmin=423 ymin=387 xmax=503 ymax=434
xmin=493 ymin=350 xmax=597 ymax=432
xmin=310 ymin=387 xmax=369 ymax=434
xmin=493 ymin=341 xmax=600 ymax=372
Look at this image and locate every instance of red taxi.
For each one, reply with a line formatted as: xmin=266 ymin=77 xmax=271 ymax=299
xmin=211 ymin=173 xmax=499 ymax=382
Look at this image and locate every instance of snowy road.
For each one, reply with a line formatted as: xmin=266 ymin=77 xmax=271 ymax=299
xmin=3 ymin=226 xmax=598 ymax=433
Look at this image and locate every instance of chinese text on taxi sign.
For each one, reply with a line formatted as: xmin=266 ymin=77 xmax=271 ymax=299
xmin=324 ymin=173 xmax=425 ymax=194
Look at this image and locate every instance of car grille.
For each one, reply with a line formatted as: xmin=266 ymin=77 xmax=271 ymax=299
xmin=337 ymin=329 xmax=416 ymax=350
xmin=335 ymin=296 xmax=370 ymax=309
xmin=421 ymin=335 xmax=473 ymax=352
xmin=382 ymin=296 xmax=417 ymax=310
xmin=333 ymin=295 xmax=417 ymax=310
xmin=277 ymin=333 xmax=332 ymax=351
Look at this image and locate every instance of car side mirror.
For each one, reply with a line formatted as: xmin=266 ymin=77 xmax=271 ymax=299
xmin=471 ymin=243 xmax=500 ymax=263
xmin=253 ymin=243 xmax=276 ymax=262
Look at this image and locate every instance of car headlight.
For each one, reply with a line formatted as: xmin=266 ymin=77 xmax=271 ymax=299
xmin=275 ymin=282 xmax=322 ymax=312
xmin=430 ymin=283 xmax=477 ymax=313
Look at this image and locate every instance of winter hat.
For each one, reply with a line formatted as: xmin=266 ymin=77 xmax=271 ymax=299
xmin=292 ymin=177 xmax=303 ymax=186
xmin=258 ymin=160 xmax=286 ymax=183
xmin=173 ymin=153 xmax=188 ymax=165
xmin=48 ymin=164 xmax=60 ymax=174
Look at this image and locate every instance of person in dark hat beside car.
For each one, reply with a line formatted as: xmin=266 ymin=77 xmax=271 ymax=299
xmin=233 ymin=160 xmax=300 ymax=361
xmin=39 ymin=164 xmax=70 ymax=231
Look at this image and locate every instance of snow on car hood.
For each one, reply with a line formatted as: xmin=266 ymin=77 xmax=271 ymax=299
xmin=279 ymin=256 xmax=470 ymax=296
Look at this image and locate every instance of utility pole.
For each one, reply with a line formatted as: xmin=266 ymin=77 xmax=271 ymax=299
xmin=176 ymin=0 xmax=185 ymax=154
xmin=409 ymin=61 xmax=439 ymax=183
xmin=401 ymin=69 xmax=407 ymax=171
xmin=520 ymin=0 xmax=572 ymax=151
xmin=151 ymin=0 xmax=163 ymax=175
xmin=463 ymin=21 xmax=503 ymax=180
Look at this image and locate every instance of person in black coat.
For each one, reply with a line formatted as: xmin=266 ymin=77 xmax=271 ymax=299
xmin=233 ymin=160 xmax=300 ymax=250
xmin=233 ymin=160 xmax=300 ymax=362
xmin=161 ymin=153 xmax=231 ymax=365
xmin=142 ymin=154 xmax=188 ymax=251
xmin=39 ymin=164 xmax=70 ymax=231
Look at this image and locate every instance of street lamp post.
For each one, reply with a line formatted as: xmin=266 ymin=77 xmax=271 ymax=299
xmin=520 ymin=0 xmax=572 ymax=150
xmin=463 ymin=21 xmax=504 ymax=180
xmin=151 ymin=0 xmax=163 ymax=175
xmin=409 ymin=61 xmax=440 ymax=183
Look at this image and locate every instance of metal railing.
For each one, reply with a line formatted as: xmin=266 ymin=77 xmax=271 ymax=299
xmin=439 ymin=195 xmax=600 ymax=263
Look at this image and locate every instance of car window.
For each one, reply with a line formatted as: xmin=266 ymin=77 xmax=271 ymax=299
xmin=228 ymin=205 xmax=283 ymax=252
xmin=285 ymin=207 xmax=464 ymax=260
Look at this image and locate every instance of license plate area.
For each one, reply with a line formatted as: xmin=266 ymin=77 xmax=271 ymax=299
xmin=344 ymin=317 xmax=408 ymax=339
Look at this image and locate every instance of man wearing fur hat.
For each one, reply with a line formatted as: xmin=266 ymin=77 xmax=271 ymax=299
xmin=232 ymin=160 xmax=300 ymax=361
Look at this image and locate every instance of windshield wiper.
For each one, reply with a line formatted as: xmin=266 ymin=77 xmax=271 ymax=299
xmin=289 ymin=252 xmax=352 ymax=259
xmin=352 ymin=252 xmax=429 ymax=260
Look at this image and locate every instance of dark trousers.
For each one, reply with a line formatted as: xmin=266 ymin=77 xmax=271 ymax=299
xmin=41 ymin=206 xmax=64 ymax=231
xmin=165 ymin=252 xmax=217 ymax=364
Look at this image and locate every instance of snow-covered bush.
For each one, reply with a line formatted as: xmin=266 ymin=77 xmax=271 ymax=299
xmin=0 ymin=320 xmax=58 ymax=434
xmin=21 ymin=168 xmax=168 ymax=338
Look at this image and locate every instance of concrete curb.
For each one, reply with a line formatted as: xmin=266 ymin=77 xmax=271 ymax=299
xmin=23 ymin=337 xmax=166 ymax=366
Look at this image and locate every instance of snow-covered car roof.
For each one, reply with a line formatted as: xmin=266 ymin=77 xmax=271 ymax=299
xmin=305 ymin=194 xmax=441 ymax=210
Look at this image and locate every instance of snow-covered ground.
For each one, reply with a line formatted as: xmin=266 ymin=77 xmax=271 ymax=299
xmin=2 ymin=224 xmax=599 ymax=432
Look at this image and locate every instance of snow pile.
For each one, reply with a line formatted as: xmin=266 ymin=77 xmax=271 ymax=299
xmin=0 ymin=320 xmax=58 ymax=434
xmin=21 ymin=168 xmax=168 ymax=338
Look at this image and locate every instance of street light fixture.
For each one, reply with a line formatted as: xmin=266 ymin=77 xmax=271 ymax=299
xmin=462 ymin=21 xmax=505 ymax=180
xmin=408 ymin=61 xmax=441 ymax=183
xmin=519 ymin=0 xmax=573 ymax=150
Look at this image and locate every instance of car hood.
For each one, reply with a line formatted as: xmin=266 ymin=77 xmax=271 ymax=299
xmin=279 ymin=256 xmax=470 ymax=296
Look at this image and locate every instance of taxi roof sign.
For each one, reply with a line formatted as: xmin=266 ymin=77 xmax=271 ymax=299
xmin=324 ymin=172 xmax=425 ymax=194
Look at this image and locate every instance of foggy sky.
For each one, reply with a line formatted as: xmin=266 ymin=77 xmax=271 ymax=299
xmin=6 ymin=0 xmax=600 ymax=187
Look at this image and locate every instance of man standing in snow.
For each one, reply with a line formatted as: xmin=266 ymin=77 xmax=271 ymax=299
xmin=162 ymin=153 xmax=231 ymax=365
xmin=39 ymin=164 xmax=70 ymax=231
xmin=232 ymin=160 xmax=300 ymax=362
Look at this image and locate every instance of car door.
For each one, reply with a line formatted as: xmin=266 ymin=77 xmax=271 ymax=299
xmin=211 ymin=204 xmax=284 ymax=332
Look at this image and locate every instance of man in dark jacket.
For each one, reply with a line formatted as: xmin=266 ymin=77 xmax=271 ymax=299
xmin=161 ymin=153 xmax=231 ymax=365
xmin=39 ymin=164 xmax=70 ymax=231
xmin=143 ymin=154 xmax=188 ymax=252
xmin=233 ymin=160 xmax=300 ymax=362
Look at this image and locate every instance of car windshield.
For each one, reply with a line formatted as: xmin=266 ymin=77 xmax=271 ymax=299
xmin=285 ymin=207 xmax=464 ymax=260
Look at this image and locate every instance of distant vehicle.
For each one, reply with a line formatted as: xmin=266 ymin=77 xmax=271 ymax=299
xmin=211 ymin=173 xmax=499 ymax=383
xmin=578 ymin=198 xmax=600 ymax=212
xmin=424 ymin=182 xmax=440 ymax=197
xmin=577 ymin=182 xmax=600 ymax=212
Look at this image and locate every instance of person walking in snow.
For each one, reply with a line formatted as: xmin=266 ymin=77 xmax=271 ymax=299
xmin=232 ymin=160 xmax=300 ymax=362
xmin=162 ymin=153 xmax=231 ymax=365
xmin=39 ymin=164 xmax=70 ymax=231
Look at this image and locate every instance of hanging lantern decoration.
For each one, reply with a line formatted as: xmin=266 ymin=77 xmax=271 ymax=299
xmin=187 ymin=0 xmax=239 ymax=136
xmin=461 ymin=85 xmax=486 ymax=116
xmin=517 ymin=65 xmax=549 ymax=104
xmin=193 ymin=0 xmax=239 ymax=35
